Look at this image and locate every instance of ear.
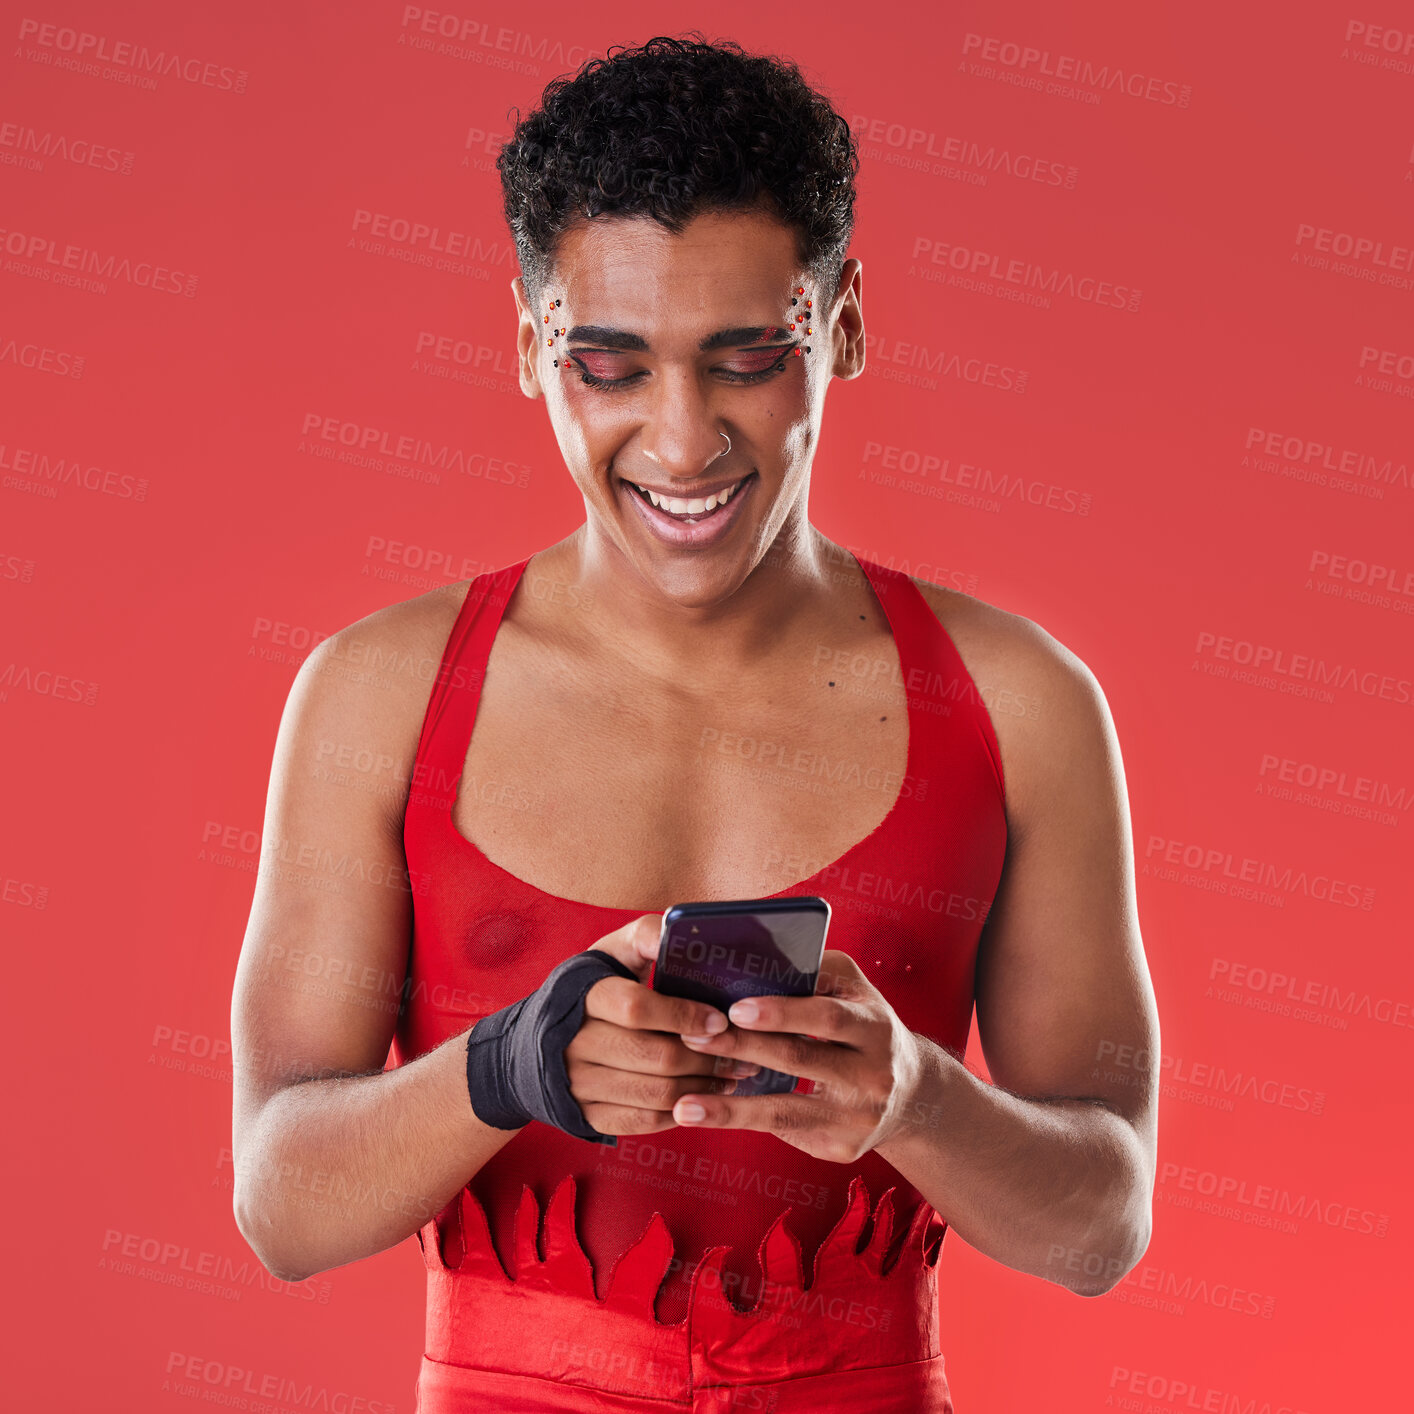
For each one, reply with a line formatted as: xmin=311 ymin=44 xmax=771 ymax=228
xmin=511 ymin=275 xmax=543 ymax=400
xmin=828 ymin=259 xmax=865 ymax=381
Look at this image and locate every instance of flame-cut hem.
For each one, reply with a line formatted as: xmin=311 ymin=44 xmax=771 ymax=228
xmin=413 ymin=1173 xmax=955 ymax=1411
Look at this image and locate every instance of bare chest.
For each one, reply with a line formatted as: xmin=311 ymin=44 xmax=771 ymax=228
xmin=451 ymin=621 xmax=913 ymax=911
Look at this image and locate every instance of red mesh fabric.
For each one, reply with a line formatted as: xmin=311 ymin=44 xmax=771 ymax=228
xmin=393 ymin=549 xmax=1007 ymax=1390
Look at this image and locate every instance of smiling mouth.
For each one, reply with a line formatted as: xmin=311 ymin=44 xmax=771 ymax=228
xmin=624 ymin=473 xmax=754 ymax=521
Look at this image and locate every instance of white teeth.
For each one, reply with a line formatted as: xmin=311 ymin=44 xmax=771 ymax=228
xmin=634 ymin=478 xmax=742 ymax=516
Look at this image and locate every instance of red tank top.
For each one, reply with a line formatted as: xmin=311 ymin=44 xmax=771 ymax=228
xmin=393 ymin=548 xmax=1007 ymax=1331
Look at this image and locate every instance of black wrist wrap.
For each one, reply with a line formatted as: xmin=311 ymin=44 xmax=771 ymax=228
xmin=464 ymin=949 xmax=639 ymax=1146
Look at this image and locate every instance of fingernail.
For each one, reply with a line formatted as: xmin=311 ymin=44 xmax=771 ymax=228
xmin=730 ymin=1061 xmax=760 ymax=1077
xmin=678 ymin=1100 xmax=706 ymax=1122
xmin=703 ymin=1011 xmax=727 ymax=1033
xmin=729 ymin=999 xmax=758 ymax=1024
xmin=682 ymin=1035 xmax=714 ymax=1046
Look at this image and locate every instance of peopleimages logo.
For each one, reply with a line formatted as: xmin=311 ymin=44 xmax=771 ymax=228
xmin=349 ymin=208 xmax=511 ymax=263
xmin=910 ymin=236 xmax=1142 ymax=311
xmin=1340 ymin=20 xmax=1414 ymax=75
xmin=959 ymin=32 xmax=1192 ymax=106
xmin=1158 ymin=1161 xmax=1389 ymax=1239
xmin=1108 ymin=1365 xmax=1309 ymax=1414
xmin=0 ymin=120 xmax=134 ymax=175
xmin=100 ymin=1229 xmax=332 ymax=1305
xmin=162 ymin=1353 xmax=393 ymax=1412
xmin=1208 ymin=958 xmax=1414 ymax=1032
xmin=1143 ymin=834 xmax=1375 ymax=910
xmin=15 ymin=19 xmax=249 ymax=92
xmin=1115 ymin=1263 xmax=1278 ymax=1319
xmin=1093 ymin=1039 xmax=1326 ymax=1116
xmin=297 ymin=413 xmax=532 ymax=488
xmin=1258 ymin=752 xmax=1411 ymax=814
xmin=0 ymin=660 xmax=100 ymax=706
xmin=1357 ymin=344 xmax=1414 ymax=381
xmin=1192 ymin=629 xmax=1413 ymax=709
xmin=395 ymin=8 xmax=604 ymax=75
xmin=848 ymin=114 xmax=1078 ymax=189
xmin=1293 ymin=222 xmax=1414 ymax=290
xmin=0 ymin=441 xmax=149 ymax=501
xmin=0 ymin=225 xmax=198 ymax=295
xmin=1243 ymin=426 xmax=1411 ymax=493
xmin=0 ymin=335 xmax=85 ymax=377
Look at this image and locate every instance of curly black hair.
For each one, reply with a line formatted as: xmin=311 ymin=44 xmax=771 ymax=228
xmin=496 ymin=33 xmax=858 ymax=315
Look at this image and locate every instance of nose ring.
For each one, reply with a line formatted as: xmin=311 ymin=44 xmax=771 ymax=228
xmin=719 ymin=431 xmax=731 ymax=457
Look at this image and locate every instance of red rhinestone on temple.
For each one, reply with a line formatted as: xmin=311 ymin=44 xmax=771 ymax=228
xmin=788 ymin=290 xmax=811 ymax=354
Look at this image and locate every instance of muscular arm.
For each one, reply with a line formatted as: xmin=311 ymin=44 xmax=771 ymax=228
xmin=231 ymin=604 xmax=520 ymax=1284
xmin=876 ymin=612 xmax=1159 ymax=1296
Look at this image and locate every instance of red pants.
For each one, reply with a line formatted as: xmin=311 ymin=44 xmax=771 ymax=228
xmin=413 ymin=1174 xmax=956 ymax=1412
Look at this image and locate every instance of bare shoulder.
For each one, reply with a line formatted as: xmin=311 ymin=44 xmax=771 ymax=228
xmin=905 ymin=576 xmax=1121 ymax=833
xmin=304 ymin=578 xmax=470 ymax=689
xmin=904 ymin=575 xmax=1099 ymax=701
xmin=286 ymin=578 xmax=473 ymax=822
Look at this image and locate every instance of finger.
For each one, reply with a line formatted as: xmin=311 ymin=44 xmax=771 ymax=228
xmin=570 ymin=1018 xmax=761 ymax=1080
xmin=718 ymin=990 xmax=871 ymax=1047
xmin=631 ymin=913 xmax=667 ymax=963
xmin=569 ymin=1059 xmax=747 ymax=1109
xmin=584 ymin=914 xmax=663 ymax=980
xmin=670 ymin=1088 xmax=841 ymax=1133
xmin=680 ymin=1025 xmax=855 ymax=1089
xmin=816 ymin=948 xmax=870 ymax=992
xmin=576 ymin=1102 xmax=682 ymax=1138
xmin=582 ymin=968 xmax=729 ymax=1043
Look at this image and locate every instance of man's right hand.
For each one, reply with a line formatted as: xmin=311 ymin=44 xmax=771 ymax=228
xmin=569 ymin=915 xmax=760 ymax=1136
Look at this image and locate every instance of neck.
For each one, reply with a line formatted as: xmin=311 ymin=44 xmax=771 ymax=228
xmin=536 ymin=512 xmax=845 ymax=678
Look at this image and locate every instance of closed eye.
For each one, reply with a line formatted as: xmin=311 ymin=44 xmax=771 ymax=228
xmin=565 ymin=345 xmax=797 ymax=390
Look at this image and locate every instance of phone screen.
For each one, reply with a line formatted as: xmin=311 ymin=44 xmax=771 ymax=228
xmin=651 ymin=896 xmax=830 ymax=1096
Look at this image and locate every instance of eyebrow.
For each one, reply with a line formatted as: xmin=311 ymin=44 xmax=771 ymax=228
xmin=563 ymin=325 xmax=794 ymax=352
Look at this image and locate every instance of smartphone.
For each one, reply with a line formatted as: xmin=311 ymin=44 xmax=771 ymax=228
xmin=651 ymin=896 xmax=831 ymax=1097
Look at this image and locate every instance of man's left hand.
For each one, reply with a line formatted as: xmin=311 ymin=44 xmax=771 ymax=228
xmin=672 ymin=949 xmax=930 ymax=1163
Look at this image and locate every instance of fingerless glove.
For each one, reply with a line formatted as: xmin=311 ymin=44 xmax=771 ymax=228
xmin=464 ymin=949 xmax=639 ymax=1146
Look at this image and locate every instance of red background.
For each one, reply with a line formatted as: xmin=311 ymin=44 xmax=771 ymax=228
xmin=3 ymin=2 xmax=1410 ymax=1410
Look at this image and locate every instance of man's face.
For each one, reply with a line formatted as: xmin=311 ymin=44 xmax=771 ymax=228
xmin=513 ymin=206 xmax=863 ymax=606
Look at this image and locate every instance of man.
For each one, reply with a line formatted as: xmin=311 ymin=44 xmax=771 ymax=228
xmin=232 ymin=33 xmax=1158 ymax=1412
